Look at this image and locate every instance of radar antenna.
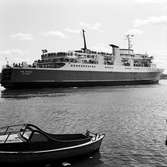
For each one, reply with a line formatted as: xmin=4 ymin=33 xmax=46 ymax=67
xmin=126 ymin=34 xmax=134 ymax=50
xmin=82 ymin=29 xmax=87 ymax=52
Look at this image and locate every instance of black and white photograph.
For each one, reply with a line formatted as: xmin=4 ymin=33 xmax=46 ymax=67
xmin=0 ymin=0 xmax=167 ymax=166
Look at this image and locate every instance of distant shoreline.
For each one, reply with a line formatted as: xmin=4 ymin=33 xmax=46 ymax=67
xmin=161 ymin=73 xmax=167 ymax=79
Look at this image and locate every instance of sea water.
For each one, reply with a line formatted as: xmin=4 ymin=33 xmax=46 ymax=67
xmin=1 ymin=80 xmax=167 ymax=167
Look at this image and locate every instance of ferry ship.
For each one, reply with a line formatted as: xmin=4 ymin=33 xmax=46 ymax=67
xmin=0 ymin=30 xmax=163 ymax=89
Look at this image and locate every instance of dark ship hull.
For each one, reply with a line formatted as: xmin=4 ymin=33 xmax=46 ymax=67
xmin=0 ymin=67 xmax=161 ymax=89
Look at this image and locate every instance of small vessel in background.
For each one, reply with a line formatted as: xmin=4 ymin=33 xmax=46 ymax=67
xmin=0 ymin=123 xmax=104 ymax=164
xmin=0 ymin=30 xmax=163 ymax=89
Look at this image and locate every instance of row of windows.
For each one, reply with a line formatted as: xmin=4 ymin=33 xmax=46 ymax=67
xmin=70 ymin=64 xmax=96 ymax=68
xmin=105 ymin=66 xmax=113 ymax=69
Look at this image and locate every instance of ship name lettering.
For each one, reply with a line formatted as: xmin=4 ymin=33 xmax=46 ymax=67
xmin=20 ymin=70 xmax=32 ymax=75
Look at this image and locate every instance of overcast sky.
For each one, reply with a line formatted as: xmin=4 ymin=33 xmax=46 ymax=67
xmin=0 ymin=0 xmax=167 ymax=72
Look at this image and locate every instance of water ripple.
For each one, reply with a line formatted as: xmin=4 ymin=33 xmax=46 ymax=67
xmin=0 ymin=80 xmax=167 ymax=166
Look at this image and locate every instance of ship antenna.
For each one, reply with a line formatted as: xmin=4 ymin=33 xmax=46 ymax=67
xmin=126 ymin=34 xmax=134 ymax=50
xmin=82 ymin=29 xmax=87 ymax=52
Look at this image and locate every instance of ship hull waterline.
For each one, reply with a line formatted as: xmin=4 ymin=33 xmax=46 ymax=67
xmin=0 ymin=68 xmax=161 ymax=89
xmin=1 ymin=80 xmax=160 ymax=89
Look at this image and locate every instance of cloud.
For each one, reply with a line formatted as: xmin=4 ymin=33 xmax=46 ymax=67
xmin=64 ymin=28 xmax=80 ymax=34
xmin=91 ymin=43 xmax=112 ymax=52
xmin=80 ymin=22 xmax=103 ymax=32
xmin=64 ymin=22 xmax=103 ymax=34
xmin=135 ymin=0 xmax=167 ymax=4
xmin=126 ymin=29 xmax=143 ymax=35
xmin=134 ymin=16 xmax=167 ymax=27
xmin=0 ymin=49 xmax=29 ymax=68
xmin=42 ymin=31 xmax=66 ymax=38
xmin=10 ymin=33 xmax=33 ymax=40
xmin=0 ymin=49 xmax=25 ymax=56
xmin=64 ymin=22 xmax=103 ymax=35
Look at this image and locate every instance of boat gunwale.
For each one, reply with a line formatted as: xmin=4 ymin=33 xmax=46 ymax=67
xmin=0 ymin=134 xmax=105 ymax=154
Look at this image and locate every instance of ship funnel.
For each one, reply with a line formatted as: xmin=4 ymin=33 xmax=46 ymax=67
xmin=109 ymin=44 xmax=121 ymax=66
xmin=109 ymin=44 xmax=119 ymax=56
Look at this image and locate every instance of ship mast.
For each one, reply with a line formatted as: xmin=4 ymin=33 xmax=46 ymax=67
xmin=126 ymin=34 xmax=134 ymax=50
xmin=82 ymin=29 xmax=87 ymax=52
